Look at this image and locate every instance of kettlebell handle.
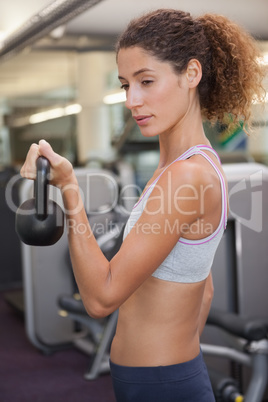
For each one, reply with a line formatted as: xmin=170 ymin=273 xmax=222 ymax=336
xmin=16 ymin=155 xmax=64 ymax=246
xmin=35 ymin=156 xmax=50 ymax=220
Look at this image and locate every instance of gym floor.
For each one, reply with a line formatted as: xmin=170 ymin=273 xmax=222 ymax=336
xmin=0 ymin=288 xmax=116 ymax=402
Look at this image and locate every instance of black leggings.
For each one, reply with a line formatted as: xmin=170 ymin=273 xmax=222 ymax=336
xmin=110 ymin=351 xmax=215 ymax=402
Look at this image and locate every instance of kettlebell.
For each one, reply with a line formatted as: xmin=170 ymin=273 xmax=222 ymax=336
xmin=15 ymin=156 xmax=64 ymax=246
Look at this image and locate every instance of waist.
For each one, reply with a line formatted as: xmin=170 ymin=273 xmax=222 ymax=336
xmin=110 ymin=279 xmax=204 ymax=366
xmin=110 ymin=322 xmax=200 ymax=367
xmin=110 ymin=349 xmax=203 ymax=380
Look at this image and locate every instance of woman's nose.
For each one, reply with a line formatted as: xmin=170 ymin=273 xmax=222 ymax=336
xmin=125 ymin=88 xmax=143 ymax=110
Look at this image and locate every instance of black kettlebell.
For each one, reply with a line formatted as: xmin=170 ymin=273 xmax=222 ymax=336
xmin=15 ymin=156 xmax=64 ymax=246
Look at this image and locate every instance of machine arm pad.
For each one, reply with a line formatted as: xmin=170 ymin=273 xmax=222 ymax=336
xmin=207 ymin=307 xmax=268 ymax=341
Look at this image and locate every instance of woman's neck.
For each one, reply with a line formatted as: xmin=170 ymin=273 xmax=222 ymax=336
xmin=157 ymin=119 xmax=208 ymax=169
xmin=157 ymin=88 xmax=209 ymax=169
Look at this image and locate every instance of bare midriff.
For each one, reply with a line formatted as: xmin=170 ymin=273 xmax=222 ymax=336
xmin=110 ymin=276 xmax=206 ymax=367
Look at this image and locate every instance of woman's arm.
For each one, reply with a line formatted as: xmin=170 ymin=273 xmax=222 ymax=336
xmin=198 ymin=272 xmax=214 ymax=335
xmin=21 ymin=140 xmax=215 ymax=319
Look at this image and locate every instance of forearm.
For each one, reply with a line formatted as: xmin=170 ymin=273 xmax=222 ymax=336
xmin=61 ymin=173 xmax=112 ymax=317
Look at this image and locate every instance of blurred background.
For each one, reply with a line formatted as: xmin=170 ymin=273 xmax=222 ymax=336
xmin=0 ymin=0 xmax=267 ymax=171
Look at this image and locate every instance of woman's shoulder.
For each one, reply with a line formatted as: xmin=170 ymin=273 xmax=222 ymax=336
xmin=153 ymin=156 xmax=222 ymax=217
xmin=159 ymin=157 xmax=214 ymax=189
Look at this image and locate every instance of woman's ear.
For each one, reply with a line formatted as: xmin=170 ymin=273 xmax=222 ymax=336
xmin=186 ymin=59 xmax=202 ymax=88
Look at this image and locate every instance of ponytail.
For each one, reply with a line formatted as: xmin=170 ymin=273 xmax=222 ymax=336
xmin=196 ymin=14 xmax=266 ymax=131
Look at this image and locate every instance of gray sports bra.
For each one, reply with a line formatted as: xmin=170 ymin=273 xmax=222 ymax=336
xmin=123 ymin=145 xmax=228 ymax=283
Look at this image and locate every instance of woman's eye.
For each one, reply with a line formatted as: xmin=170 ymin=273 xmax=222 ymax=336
xmin=120 ymin=84 xmax=129 ymax=91
xmin=142 ymin=80 xmax=153 ymax=86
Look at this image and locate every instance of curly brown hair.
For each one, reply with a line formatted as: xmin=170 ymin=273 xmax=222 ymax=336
xmin=116 ymin=9 xmax=266 ymax=132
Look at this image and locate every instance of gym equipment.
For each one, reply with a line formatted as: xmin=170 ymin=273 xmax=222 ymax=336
xmin=202 ymin=307 xmax=268 ymax=402
xmin=201 ymin=162 xmax=268 ymax=400
xmin=59 ymin=294 xmax=118 ymax=380
xmin=0 ymin=166 xmax=22 ymax=290
xmin=15 ymin=156 xmax=64 ymax=246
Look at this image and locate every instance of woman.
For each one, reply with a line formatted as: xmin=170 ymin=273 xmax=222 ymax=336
xmin=21 ymin=9 xmax=265 ymax=402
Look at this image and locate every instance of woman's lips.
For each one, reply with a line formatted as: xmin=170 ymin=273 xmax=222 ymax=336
xmin=133 ymin=115 xmax=152 ymax=126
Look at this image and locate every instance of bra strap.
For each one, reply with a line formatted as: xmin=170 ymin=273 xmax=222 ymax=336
xmin=180 ymin=145 xmax=221 ymax=163
xmin=195 ymin=149 xmax=228 ymax=229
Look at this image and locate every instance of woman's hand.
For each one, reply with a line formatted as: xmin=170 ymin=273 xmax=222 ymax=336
xmin=20 ymin=139 xmax=76 ymax=188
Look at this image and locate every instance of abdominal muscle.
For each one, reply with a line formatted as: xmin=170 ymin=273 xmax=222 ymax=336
xmin=110 ymin=276 xmax=206 ymax=367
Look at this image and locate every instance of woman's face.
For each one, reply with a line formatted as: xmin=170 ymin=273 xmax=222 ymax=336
xmin=117 ymin=46 xmax=191 ymax=138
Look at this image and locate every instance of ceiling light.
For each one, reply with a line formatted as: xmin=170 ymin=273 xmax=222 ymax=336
xmin=103 ymin=91 xmax=126 ymax=105
xmin=64 ymin=103 xmax=82 ymax=115
xmin=29 ymin=103 xmax=82 ymax=124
